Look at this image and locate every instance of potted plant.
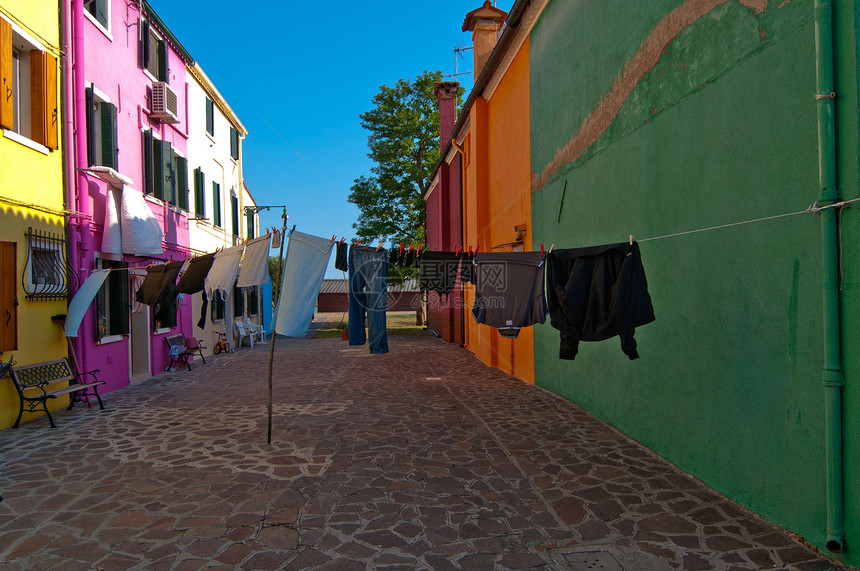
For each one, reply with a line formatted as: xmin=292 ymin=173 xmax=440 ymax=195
xmin=337 ymin=321 xmax=349 ymax=340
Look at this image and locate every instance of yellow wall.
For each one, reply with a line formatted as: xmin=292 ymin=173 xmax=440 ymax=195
xmin=0 ymin=0 xmax=68 ymax=428
xmin=463 ymin=39 xmax=534 ymax=382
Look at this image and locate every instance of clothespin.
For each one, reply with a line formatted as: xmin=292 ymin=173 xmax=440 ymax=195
xmin=629 ymin=234 xmax=633 ymax=246
xmin=330 ymin=235 xmax=336 ymax=243
xmin=540 ymin=244 xmax=545 ymax=256
xmin=399 ymin=242 xmax=404 ymax=253
xmin=474 ymin=246 xmax=479 ymax=254
xmin=417 ymin=245 xmax=422 ymax=253
xmin=456 ymin=245 xmax=462 ymax=256
xmin=549 ymin=243 xmax=554 ymax=253
xmin=339 ymin=237 xmax=346 ymax=244
xmin=407 ymin=244 xmax=414 ymax=253
xmin=376 ymin=242 xmax=383 ymax=251
xmin=355 ymin=239 xmax=361 ymax=248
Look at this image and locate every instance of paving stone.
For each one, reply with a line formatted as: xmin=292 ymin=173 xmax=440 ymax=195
xmin=0 ymin=336 xmax=847 ymax=570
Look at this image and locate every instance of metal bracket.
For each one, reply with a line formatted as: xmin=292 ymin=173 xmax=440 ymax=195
xmin=816 ymin=92 xmax=836 ymax=100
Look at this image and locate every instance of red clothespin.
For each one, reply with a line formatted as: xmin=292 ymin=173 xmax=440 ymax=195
xmin=540 ymin=244 xmax=545 ymax=256
xmin=407 ymin=244 xmax=414 ymax=253
xmin=376 ymin=242 xmax=383 ymax=251
xmin=455 ymin=245 xmax=462 ymax=256
xmin=339 ymin=237 xmax=346 ymax=244
xmin=355 ymin=239 xmax=362 ymax=248
xmin=417 ymin=245 xmax=422 ymax=253
xmin=330 ymin=235 xmax=336 ymax=243
xmin=399 ymin=242 xmax=404 ymax=253
xmin=474 ymin=246 xmax=479 ymax=255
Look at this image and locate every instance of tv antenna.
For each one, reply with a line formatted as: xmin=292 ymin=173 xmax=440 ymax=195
xmin=450 ymin=39 xmax=473 ymax=79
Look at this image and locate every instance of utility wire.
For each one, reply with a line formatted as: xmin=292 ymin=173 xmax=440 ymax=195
xmin=637 ymin=197 xmax=860 ymax=243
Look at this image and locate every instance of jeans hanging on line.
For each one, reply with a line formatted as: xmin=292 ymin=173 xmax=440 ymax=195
xmin=348 ymin=247 xmax=388 ymax=354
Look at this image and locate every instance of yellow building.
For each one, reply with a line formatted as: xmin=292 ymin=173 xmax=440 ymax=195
xmin=0 ymin=0 xmax=69 ymax=428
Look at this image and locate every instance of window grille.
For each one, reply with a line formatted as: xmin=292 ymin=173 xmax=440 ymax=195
xmin=22 ymin=227 xmax=78 ymax=301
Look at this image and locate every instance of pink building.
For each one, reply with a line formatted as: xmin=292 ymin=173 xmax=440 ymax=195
xmin=67 ymin=0 xmax=195 ymax=389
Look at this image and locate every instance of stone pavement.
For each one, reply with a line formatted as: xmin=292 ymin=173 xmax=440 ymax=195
xmin=0 ymin=335 xmax=848 ymax=570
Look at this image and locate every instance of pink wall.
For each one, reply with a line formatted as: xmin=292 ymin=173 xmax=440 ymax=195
xmin=74 ymin=0 xmax=192 ymax=388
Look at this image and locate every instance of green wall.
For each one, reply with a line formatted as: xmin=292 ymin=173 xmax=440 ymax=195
xmin=530 ymin=0 xmax=859 ymax=564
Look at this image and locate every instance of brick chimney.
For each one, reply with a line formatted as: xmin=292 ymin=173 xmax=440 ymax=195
xmin=462 ymin=0 xmax=507 ymax=79
xmin=435 ymin=81 xmax=459 ymax=153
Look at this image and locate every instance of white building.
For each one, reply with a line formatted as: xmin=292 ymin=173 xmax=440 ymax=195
xmin=186 ymin=62 xmax=265 ymax=353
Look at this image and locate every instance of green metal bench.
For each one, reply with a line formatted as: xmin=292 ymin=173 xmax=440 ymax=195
xmin=9 ymin=358 xmax=105 ymax=429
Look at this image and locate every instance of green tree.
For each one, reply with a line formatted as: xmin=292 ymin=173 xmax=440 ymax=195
xmin=349 ymin=70 xmax=444 ymax=246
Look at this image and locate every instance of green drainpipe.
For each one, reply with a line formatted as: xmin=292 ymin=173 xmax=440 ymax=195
xmin=813 ymin=0 xmax=844 ymax=553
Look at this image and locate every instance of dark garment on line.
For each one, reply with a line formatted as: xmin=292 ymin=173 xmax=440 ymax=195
xmin=388 ymin=249 xmax=400 ymax=267
xmin=334 ymin=242 xmax=348 ymax=271
xmin=546 ymin=242 xmax=655 ymax=360
xmin=197 ymin=291 xmax=209 ymax=329
xmin=157 ymin=253 xmax=216 ymax=326
xmin=403 ymin=249 xmax=416 ymax=268
xmin=176 ymin=253 xmax=215 ymax=294
xmin=419 ymin=251 xmax=459 ymax=296
xmin=471 ymin=252 xmax=547 ymax=338
xmin=459 ymin=252 xmax=475 ymax=285
xmin=135 ymin=261 xmax=182 ymax=306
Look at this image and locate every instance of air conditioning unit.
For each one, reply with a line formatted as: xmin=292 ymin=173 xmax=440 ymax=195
xmin=151 ymin=81 xmax=179 ymax=124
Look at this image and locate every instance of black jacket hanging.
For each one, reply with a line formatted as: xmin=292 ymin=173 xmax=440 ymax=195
xmin=546 ymin=242 xmax=655 ymax=360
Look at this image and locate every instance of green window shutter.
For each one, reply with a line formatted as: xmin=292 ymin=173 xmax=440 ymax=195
xmin=142 ymin=130 xmax=153 ymax=195
xmin=157 ymin=39 xmax=168 ymax=82
xmin=100 ymin=102 xmax=118 ymax=170
xmin=233 ymin=286 xmax=244 ymax=319
xmin=108 ymin=261 xmax=129 ymax=335
xmin=247 ymin=286 xmax=259 ymax=316
xmin=175 ymin=155 xmax=188 ymax=210
xmin=212 ymin=182 xmax=221 ymax=227
xmin=230 ymin=127 xmax=239 ymax=160
xmin=152 ymin=138 xmax=164 ymax=200
xmin=194 ymin=168 xmax=205 ymax=215
xmin=205 ymin=99 xmax=214 ymax=135
xmin=246 ymin=210 xmax=254 ymax=239
xmin=140 ymin=18 xmax=150 ymax=69
xmin=231 ymin=193 xmax=239 ymax=237
xmin=162 ymin=140 xmax=174 ymax=205
xmin=85 ymin=87 xmax=95 ymax=166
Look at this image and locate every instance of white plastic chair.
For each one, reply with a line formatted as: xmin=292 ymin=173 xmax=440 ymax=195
xmin=234 ymin=321 xmax=254 ymax=348
xmin=244 ymin=317 xmax=267 ymax=344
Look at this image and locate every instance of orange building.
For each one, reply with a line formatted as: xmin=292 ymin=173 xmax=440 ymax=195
xmin=426 ymin=1 xmax=542 ymax=382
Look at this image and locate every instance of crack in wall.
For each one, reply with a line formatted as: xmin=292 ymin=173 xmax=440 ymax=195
xmin=531 ymin=0 xmax=772 ymax=192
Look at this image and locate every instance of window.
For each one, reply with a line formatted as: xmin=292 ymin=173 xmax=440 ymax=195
xmin=140 ymin=18 xmax=167 ymax=81
xmin=212 ymin=182 xmax=221 ymax=227
xmin=247 ymin=286 xmax=259 ymax=316
xmin=231 ymin=191 xmax=239 ymax=237
xmin=211 ymin=292 xmax=225 ymax=321
xmin=230 ymin=126 xmax=239 ymax=160
xmin=142 ymin=130 xmax=187 ymax=209
xmin=23 ymin=228 xmax=68 ymax=300
xmin=0 ymin=18 xmax=58 ymax=149
xmin=233 ymin=286 xmax=244 ymax=319
xmin=95 ymin=259 xmax=129 ymax=340
xmin=194 ymin=168 xmax=205 ymax=217
xmin=246 ymin=209 xmax=254 ymax=240
xmin=0 ymin=241 xmax=17 ymax=351
xmin=205 ymin=98 xmax=214 ymax=136
xmin=85 ymin=0 xmax=109 ymax=30
xmin=86 ymin=86 xmax=118 ymax=170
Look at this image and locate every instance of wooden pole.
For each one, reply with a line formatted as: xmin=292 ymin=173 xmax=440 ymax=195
xmin=267 ymin=210 xmax=290 ymax=445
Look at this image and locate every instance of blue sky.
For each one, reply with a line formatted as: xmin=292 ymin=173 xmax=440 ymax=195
xmin=147 ymin=0 xmax=514 ymax=274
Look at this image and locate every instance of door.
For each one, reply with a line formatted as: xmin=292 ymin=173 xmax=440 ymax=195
xmin=0 ymin=242 xmax=17 ymax=351
xmin=129 ymin=270 xmax=150 ymax=382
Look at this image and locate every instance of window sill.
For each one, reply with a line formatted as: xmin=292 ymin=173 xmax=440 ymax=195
xmin=153 ymin=327 xmax=171 ymax=335
xmin=97 ymin=335 xmax=123 ymax=345
xmin=206 ymin=132 xmax=216 ymax=144
xmin=83 ymin=10 xmax=113 ymax=41
xmin=144 ymin=195 xmax=164 ymax=206
xmin=3 ymin=130 xmax=49 ymax=155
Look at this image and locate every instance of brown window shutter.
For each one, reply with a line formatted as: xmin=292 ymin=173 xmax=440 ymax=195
xmin=0 ymin=241 xmax=18 ymax=352
xmin=44 ymin=52 xmax=57 ymax=149
xmin=0 ymin=19 xmax=13 ymax=130
xmin=30 ymin=51 xmax=47 ymax=146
